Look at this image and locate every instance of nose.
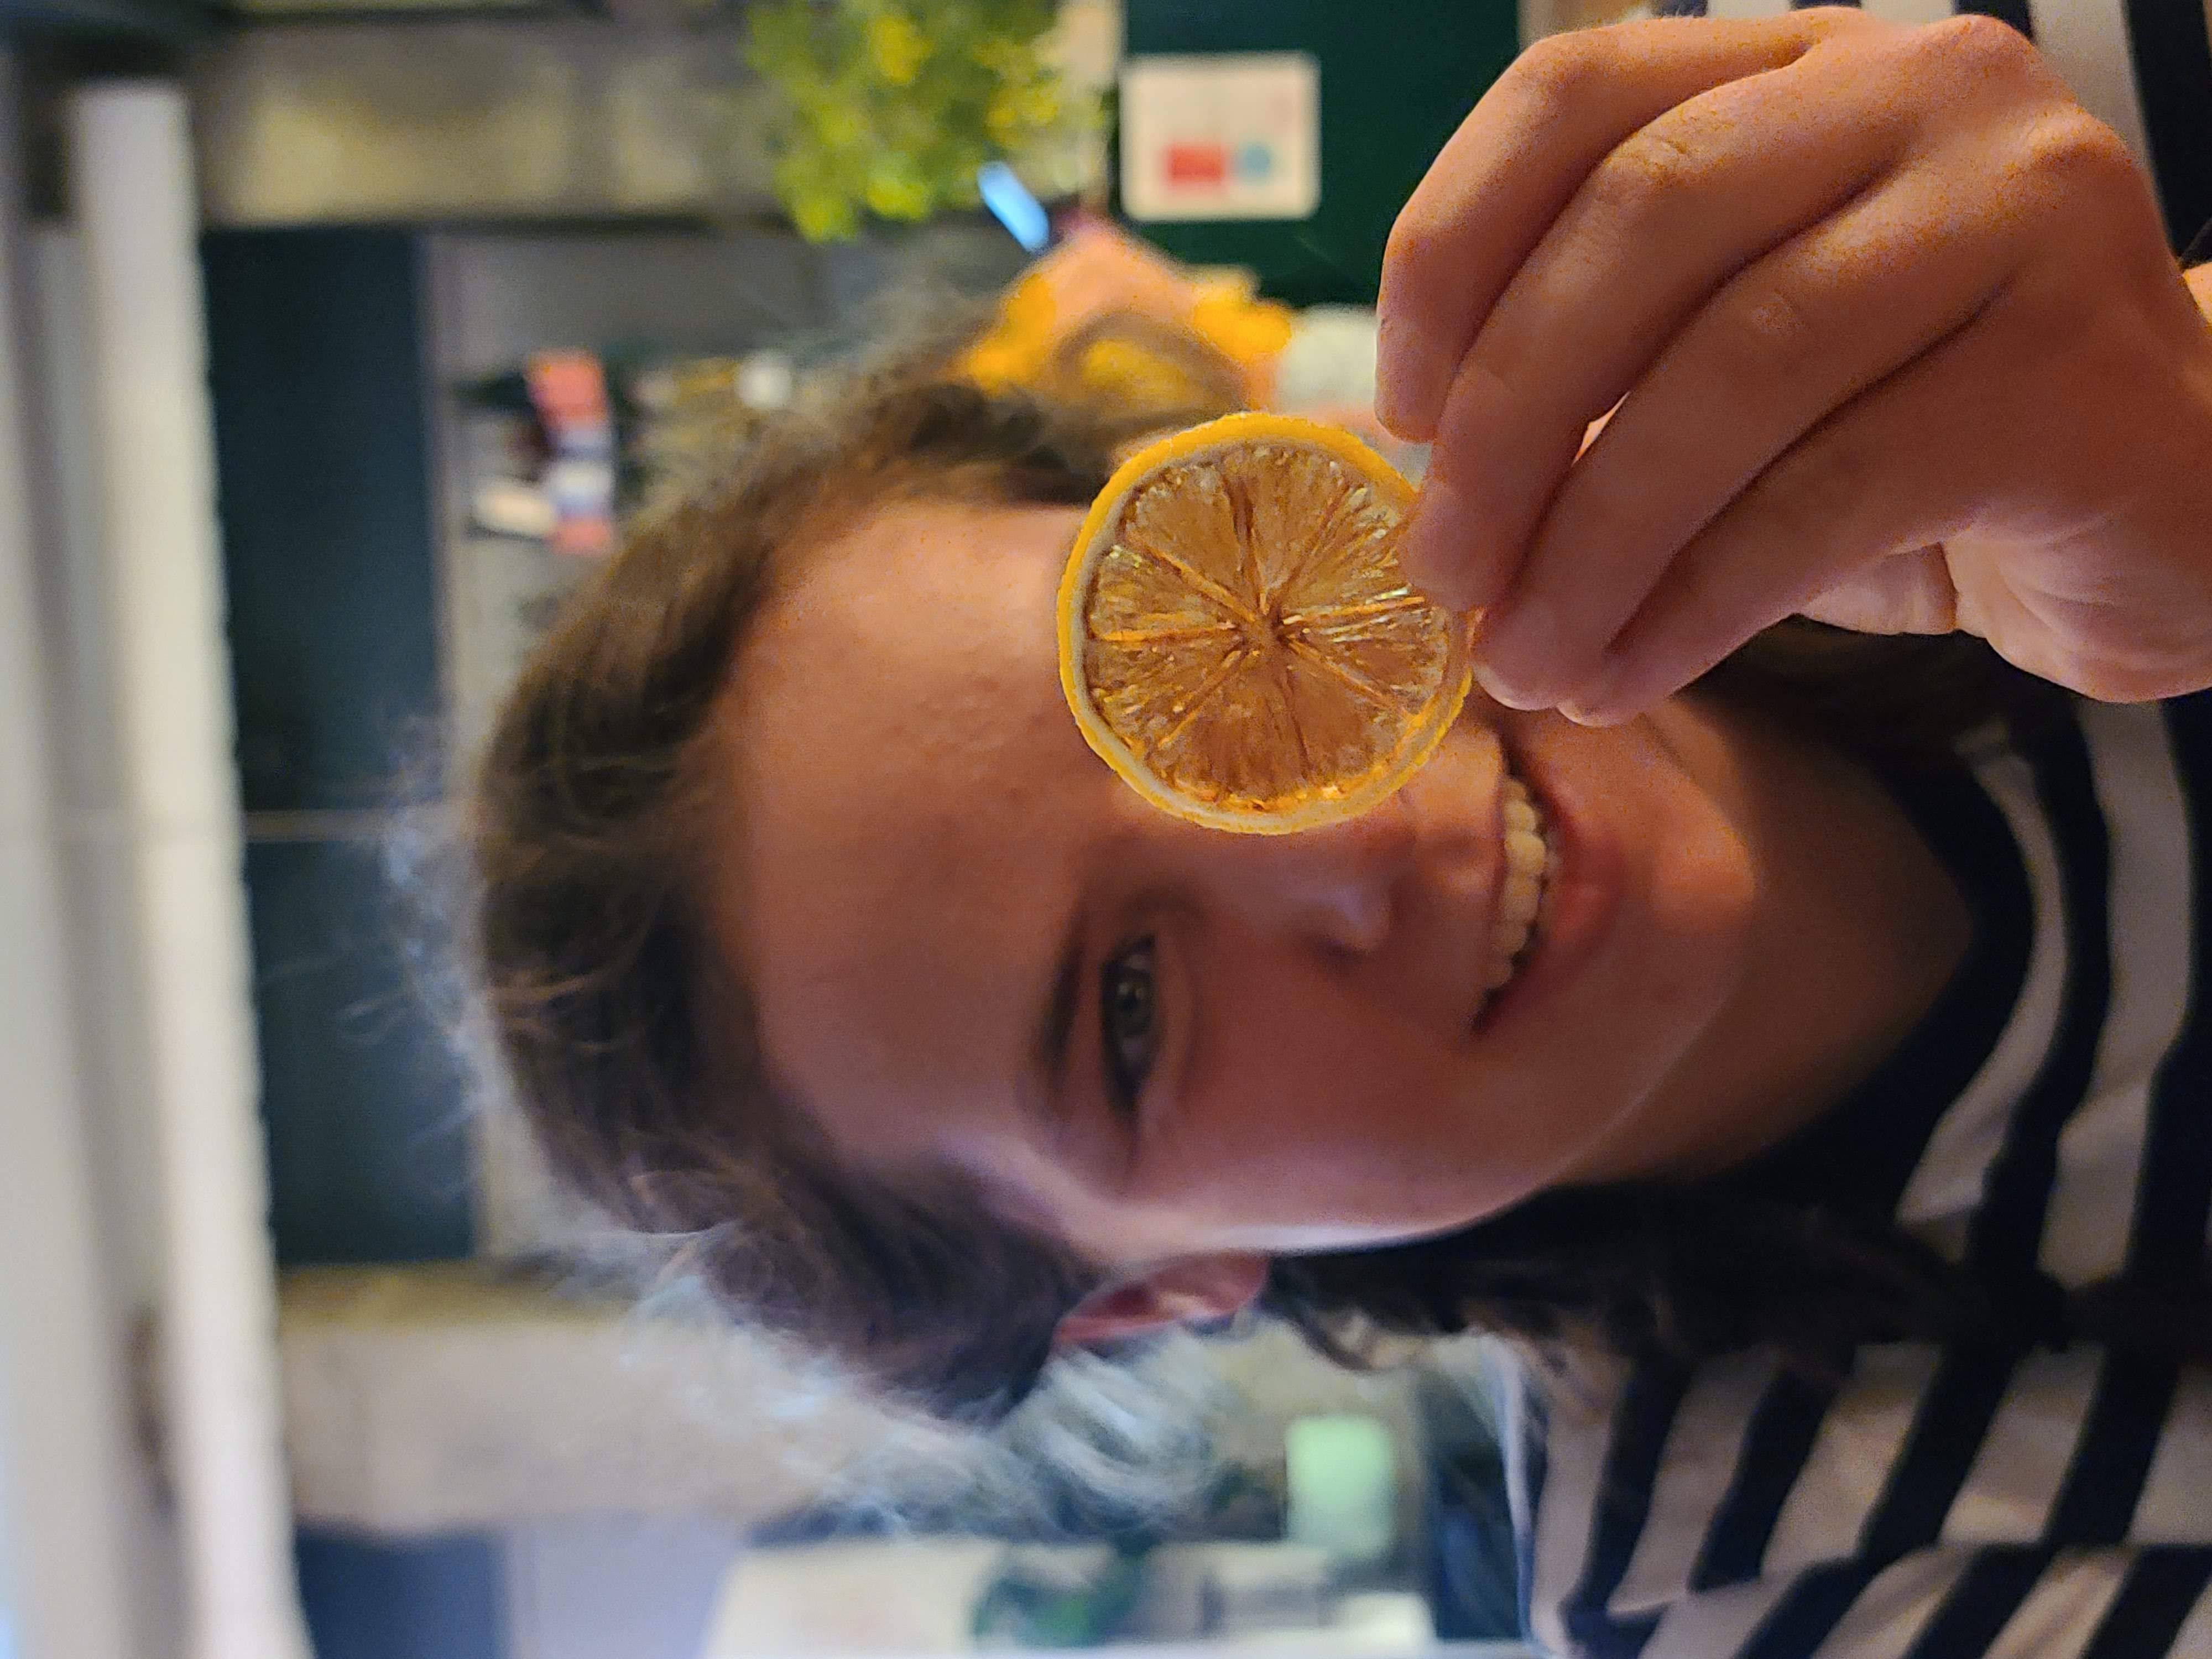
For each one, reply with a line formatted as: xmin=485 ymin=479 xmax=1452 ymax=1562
xmin=1177 ymin=793 xmax=1420 ymax=956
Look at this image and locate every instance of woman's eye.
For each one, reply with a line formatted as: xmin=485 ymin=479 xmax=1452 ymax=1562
xmin=1100 ymin=940 xmax=1158 ymax=1117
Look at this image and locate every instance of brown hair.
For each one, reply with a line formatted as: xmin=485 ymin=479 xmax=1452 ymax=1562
xmin=463 ymin=345 xmax=2163 ymax=1425
xmin=466 ymin=348 xmax=1244 ymax=1418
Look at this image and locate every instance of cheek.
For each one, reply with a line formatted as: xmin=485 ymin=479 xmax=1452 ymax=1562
xmin=1502 ymin=799 xmax=1761 ymax=1171
xmin=1140 ymin=959 xmax=1502 ymax=1239
xmin=1637 ymin=808 xmax=1761 ymax=1013
xmin=1123 ymin=807 xmax=1765 ymax=1246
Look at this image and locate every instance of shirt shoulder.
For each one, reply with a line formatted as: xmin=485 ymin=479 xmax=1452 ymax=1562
xmin=1508 ymin=695 xmax=2212 ymax=1658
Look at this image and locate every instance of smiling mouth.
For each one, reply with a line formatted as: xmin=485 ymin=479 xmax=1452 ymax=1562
xmin=1474 ymin=766 xmax=1559 ymax=1017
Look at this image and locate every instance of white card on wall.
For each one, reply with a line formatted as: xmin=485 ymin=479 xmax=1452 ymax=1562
xmin=1119 ymin=52 xmax=1321 ymax=222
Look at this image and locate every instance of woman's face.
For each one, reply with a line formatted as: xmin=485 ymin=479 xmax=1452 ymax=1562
xmin=712 ymin=500 xmax=1759 ymax=1277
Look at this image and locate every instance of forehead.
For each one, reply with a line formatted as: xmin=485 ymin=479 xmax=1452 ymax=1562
xmin=710 ymin=499 xmax=1095 ymax=1145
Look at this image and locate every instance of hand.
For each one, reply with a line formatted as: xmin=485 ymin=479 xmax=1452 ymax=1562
xmin=1377 ymin=9 xmax=2212 ymax=721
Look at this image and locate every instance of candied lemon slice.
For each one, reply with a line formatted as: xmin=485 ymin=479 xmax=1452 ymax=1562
xmin=1058 ymin=412 xmax=1472 ymax=834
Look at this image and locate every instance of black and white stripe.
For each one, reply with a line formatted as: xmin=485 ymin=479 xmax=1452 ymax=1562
xmin=1519 ymin=698 xmax=2212 ymax=1656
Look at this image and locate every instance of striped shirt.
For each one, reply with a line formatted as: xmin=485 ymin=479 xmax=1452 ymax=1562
xmin=1507 ymin=695 xmax=2212 ymax=1657
xmin=1652 ymin=0 xmax=2212 ymax=255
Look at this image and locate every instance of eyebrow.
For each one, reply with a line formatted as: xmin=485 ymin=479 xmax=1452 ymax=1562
xmin=1027 ymin=911 xmax=1086 ymax=1133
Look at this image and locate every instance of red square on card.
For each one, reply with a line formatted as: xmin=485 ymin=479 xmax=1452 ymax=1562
xmin=1164 ymin=142 xmax=1228 ymax=187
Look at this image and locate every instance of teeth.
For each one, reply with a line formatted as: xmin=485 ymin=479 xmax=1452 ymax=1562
xmin=1478 ymin=773 xmax=1554 ymax=1013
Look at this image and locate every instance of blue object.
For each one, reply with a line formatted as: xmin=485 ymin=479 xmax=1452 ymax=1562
xmin=978 ymin=161 xmax=1052 ymax=252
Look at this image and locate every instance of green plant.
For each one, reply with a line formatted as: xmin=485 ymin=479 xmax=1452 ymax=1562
xmin=746 ymin=0 xmax=1080 ymax=242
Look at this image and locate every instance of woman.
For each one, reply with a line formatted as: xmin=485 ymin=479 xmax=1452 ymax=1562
xmin=467 ymin=12 xmax=2212 ymax=1657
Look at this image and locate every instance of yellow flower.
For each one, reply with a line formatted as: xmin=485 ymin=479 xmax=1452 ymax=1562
xmin=985 ymin=76 xmax=1061 ymax=148
xmin=864 ymin=155 xmax=933 ymax=220
xmin=866 ymin=11 xmax=930 ymax=87
xmin=791 ymin=189 xmax=858 ymax=243
xmin=813 ymin=105 xmax=865 ymax=152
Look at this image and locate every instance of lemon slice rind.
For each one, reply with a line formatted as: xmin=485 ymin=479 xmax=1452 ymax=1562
xmin=1058 ymin=412 xmax=1473 ymax=836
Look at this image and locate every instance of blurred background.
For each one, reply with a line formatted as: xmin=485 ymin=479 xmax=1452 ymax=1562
xmin=0 ymin=2 xmax=1647 ymax=1657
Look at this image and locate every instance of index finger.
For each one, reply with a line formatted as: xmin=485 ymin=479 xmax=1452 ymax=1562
xmin=1374 ymin=10 xmax=1865 ymax=442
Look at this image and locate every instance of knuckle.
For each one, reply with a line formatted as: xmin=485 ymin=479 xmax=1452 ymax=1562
xmin=1710 ymin=279 xmax=1824 ymax=388
xmin=2016 ymin=109 xmax=2137 ymax=197
xmin=1914 ymin=11 xmax=2037 ymax=80
xmin=1505 ymin=31 xmax=1614 ymax=117
xmin=1797 ymin=3 xmax=1883 ymax=38
xmin=1589 ymin=127 xmax=1715 ymax=225
xmin=1381 ymin=207 xmax=1440 ymax=284
xmin=1383 ymin=189 xmax=1465 ymax=297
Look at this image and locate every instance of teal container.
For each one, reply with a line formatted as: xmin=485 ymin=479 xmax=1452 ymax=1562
xmin=1285 ymin=1412 xmax=1400 ymax=1571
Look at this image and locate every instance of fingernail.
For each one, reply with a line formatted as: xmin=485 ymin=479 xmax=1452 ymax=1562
xmin=1470 ymin=658 xmax=1532 ymax=711
xmin=1564 ymin=652 xmax=1638 ymax=726
xmin=1472 ymin=657 xmax=1551 ymax=713
xmin=1399 ymin=492 xmax=1480 ymax=615
xmin=1474 ymin=596 xmax=1557 ymax=711
xmin=1372 ymin=372 xmax=1411 ymax=440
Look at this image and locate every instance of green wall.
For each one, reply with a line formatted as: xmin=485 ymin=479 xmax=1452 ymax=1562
xmin=1120 ymin=1 xmax=1521 ymax=306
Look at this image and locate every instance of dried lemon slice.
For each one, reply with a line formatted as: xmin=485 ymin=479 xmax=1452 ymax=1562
xmin=1058 ymin=412 xmax=1472 ymax=834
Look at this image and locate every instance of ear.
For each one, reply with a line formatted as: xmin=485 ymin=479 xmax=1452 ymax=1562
xmin=1053 ymin=1253 xmax=1270 ymax=1351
